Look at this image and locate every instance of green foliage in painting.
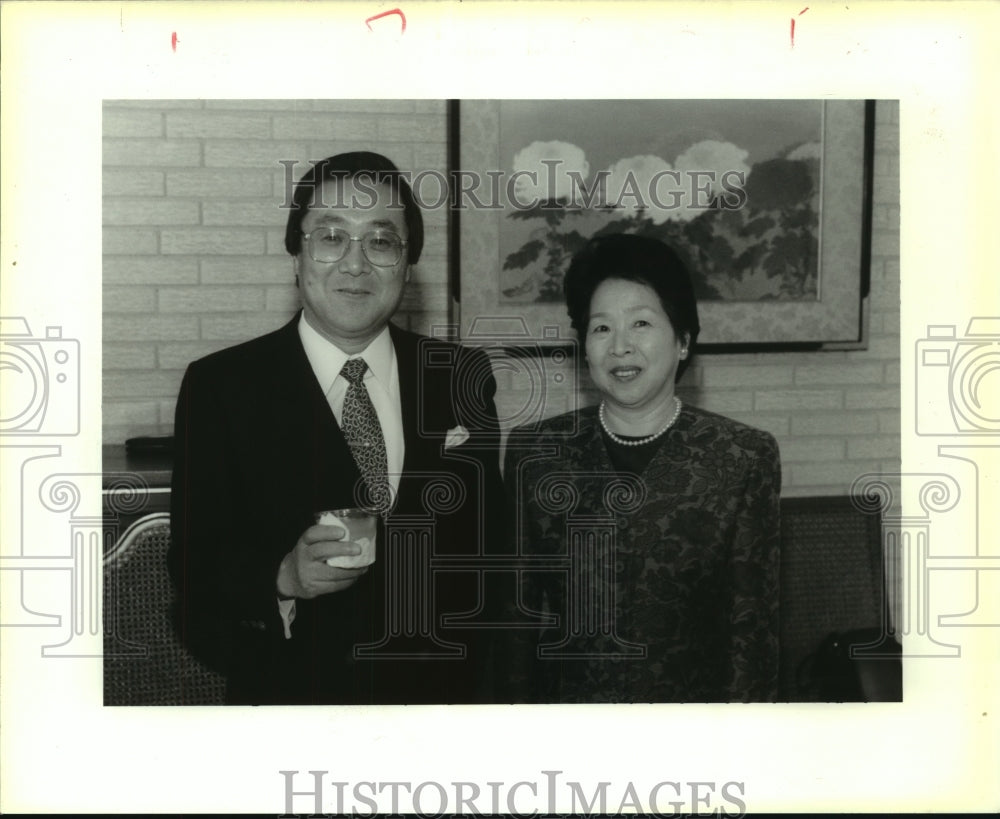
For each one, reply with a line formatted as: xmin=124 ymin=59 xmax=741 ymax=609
xmin=501 ymin=157 xmax=820 ymax=304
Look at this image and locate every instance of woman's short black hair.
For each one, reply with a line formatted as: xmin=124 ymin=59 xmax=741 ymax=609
xmin=564 ymin=233 xmax=701 ymax=381
xmin=283 ymin=151 xmax=424 ymax=264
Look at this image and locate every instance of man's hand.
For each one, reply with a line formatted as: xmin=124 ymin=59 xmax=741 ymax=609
xmin=276 ymin=524 xmax=369 ymax=599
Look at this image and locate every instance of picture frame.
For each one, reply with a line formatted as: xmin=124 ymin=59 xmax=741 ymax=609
xmin=450 ymin=99 xmax=874 ymax=353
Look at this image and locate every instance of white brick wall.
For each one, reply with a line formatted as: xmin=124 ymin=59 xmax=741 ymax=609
xmin=102 ymin=99 xmax=900 ymax=498
xmin=102 ymin=98 xmax=450 ymax=446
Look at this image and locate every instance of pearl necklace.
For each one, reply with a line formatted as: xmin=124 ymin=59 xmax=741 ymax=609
xmin=599 ymin=397 xmax=682 ymax=447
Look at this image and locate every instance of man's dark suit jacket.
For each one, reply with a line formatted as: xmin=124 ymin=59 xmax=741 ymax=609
xmin=168 ymin=314 xmax=503 ymax=704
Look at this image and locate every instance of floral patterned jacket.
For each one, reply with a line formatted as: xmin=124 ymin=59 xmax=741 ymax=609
xmin=498 ymin=403 xmax=781 ymax=703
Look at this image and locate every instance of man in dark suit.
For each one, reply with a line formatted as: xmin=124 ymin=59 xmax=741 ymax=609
xmin=168 ymin=152 xmax=503 ymax=705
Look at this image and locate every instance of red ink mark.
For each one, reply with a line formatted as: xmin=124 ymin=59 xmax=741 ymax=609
xmin=790 ymin=8 xmax=807 ymax=48
xmin=171 ymin=32 xmax=178 ymax=51
xmin=365 ymin=8 xmax=406 ymax=34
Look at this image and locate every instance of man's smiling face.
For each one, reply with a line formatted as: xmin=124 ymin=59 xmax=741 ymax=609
xmin=296 ymin=177 xmax=410 ymax=353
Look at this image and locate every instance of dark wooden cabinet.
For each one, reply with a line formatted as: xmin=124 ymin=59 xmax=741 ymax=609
xmin=102 ymin=445 xmax=173 ymax=547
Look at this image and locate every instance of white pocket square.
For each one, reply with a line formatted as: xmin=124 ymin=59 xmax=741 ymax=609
xmin=444 ymin=425 xmax=471 ymax=449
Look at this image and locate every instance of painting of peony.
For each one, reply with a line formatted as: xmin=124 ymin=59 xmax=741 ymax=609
xmin=456 ymin=100 xmax=870 ymax=346
xmin=498 ymin=100 xmax=823 ymax=304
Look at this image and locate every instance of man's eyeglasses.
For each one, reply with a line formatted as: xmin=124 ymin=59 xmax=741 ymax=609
xmin=302 ymin=227 xmax=408 ymax=267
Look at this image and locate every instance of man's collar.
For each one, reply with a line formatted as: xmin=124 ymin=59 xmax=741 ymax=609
xmin=298 ymin=312 xmax=394 ymax=392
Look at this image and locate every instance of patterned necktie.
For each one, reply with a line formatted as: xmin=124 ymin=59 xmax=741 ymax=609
xmin=339 ymin=357 xmax=390 ymax=512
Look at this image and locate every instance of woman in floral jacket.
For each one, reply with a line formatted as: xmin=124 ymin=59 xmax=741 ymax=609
xmin=499 ymin=234 xmax=781 ymax=703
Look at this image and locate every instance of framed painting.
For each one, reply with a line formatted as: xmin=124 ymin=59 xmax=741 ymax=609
xmin=451 ymin=99 xmax=873 ymax=351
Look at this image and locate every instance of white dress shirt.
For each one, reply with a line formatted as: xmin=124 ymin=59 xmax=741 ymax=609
xmin=278 ymin=313 xmax=406 ymax=636
xmin=297 ymin=313 xmax=405 ymax=490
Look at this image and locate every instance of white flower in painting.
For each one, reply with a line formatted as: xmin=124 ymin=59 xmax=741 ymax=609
xmin=602 ymin=154 xmax=693 ymax=224
xmin=674 ymin=139 xmax=751 ymax=202
xmin=787 ymin=141 xmax=822 ymax=161
xmin=511 ymin=141 xmax=590 ymax=205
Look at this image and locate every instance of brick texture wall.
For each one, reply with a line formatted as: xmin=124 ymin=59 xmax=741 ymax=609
xmin=102 ymin=99 xmax=450 ymax=443
xmin=102 ymin=99 xmax=899 ymax=497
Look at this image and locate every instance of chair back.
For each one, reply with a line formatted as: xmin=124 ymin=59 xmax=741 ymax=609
xmin=102 ymin=499 xmax=899 ymax=703
xmin=778 ymin=496 xmax=898 ymax=701
xmin=104 ymin=513 xmax=226 ymax=705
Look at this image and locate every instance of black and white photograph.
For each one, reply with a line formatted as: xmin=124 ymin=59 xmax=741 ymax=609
xmin=99 ymin=96 xmax=899 ymax=708
xmin=1 ymin=2 xmax=997 ymax=815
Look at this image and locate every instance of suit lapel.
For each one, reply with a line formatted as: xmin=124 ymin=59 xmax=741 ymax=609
xmin=390 ymin=323 xmax=418 ymax=473
xmin=269 ymin=316 xmax=338 ymax=429
xmin=266 ymin=313 xmax=361 ymax=496
xmin=389 ymin=322 xmax=447 ymax=475
xmin=270 ymin=314 xmax=329 ymax=409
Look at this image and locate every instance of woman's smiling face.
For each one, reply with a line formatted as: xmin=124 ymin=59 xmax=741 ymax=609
xmin=584 ymin=277 xmax=687 ymax=414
